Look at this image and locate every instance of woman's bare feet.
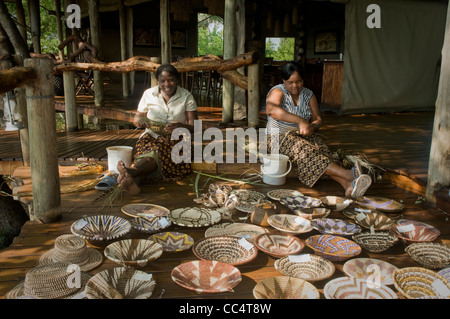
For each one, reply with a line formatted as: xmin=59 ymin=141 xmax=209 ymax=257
xmin=117 ymin=160 xmax=141 ymax=195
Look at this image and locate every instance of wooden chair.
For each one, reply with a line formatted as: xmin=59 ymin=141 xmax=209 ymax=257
xmin=75 ymin=70 xmax=94 ymax=95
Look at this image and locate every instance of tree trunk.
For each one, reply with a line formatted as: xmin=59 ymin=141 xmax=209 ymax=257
xmin=0 ymin=66 xmax=36 ymax=94
xmin=0 ymin=0 xmax=29 ymax=58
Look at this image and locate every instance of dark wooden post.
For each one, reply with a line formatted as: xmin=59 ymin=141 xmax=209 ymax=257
xmin=160 ymin=0 xmax=171 ymax=64
xmin=24 ymin=58 xmax=61 ymax=223
xmin=248 ymin=63 xmax=260 ymax=128
xmin=28 ymin=0 xmax=41 ymax=53
xmin=119 ymin=0 xmax=130 ymax=98
xmin=89 ymin=0 xmax=104 ymax=106
xmin=426 ymin=3 xmax=450 ymax=204
xmin=222 ymin=0 xmax=236 ymax=124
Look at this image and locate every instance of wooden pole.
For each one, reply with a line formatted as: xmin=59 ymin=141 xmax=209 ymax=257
xmin=247 ymin=63 xmax=260 ymax=128
xmin=28 ymin=0 xmax=41 ymax=53
xmin=88 ymin=0 xmax=104 ymax=106
xmin=119 ymin=0 xmax=130 ymax=98
xmin=54 ymin=0 xmax=65 ymax=60
xmin=160 ymin=0 xmax=171 ymax=64
xmin=63 ymin=70 xmax=78 ymax=132
xmin=15 ymin=0 xmax=27 ymax=42
xmin=127 ymin=6 xmax=135 ymax=94
xmin=150 ymin=57 xmax=161 ymax=87
xmin=426 ymin=3 xmax=450 ymax=204
xmin=24 ymin=58 xmax=61 ymax=223
xmin=222 ymin=0 xmax=236 ymax=124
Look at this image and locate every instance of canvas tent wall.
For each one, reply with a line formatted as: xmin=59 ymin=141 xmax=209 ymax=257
xmin=341 ymin=0 xmax=448 ymax=114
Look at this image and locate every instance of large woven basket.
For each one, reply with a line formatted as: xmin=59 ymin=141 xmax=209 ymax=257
xmin=274 ymin=254 xmax=335 ymax=282
xmin=305 ymin=235 xmax=361 ymax=262
xmin=253 ymin=276 xmax=320 ymax=299
xmin=254 ymin=232 xmax=305 ymax=258
xmin=324 ymin=277 xmax=398 ymax=299
xmin=352 ymin=231 xmax=398 ymax=253
xmin=405 ymin=242 xmax=450 ymax=269
xmin=393 ymin=267 xmax=450 ymax=299
xmin=104 ymin=239 xmax=163 ymax=268
xmin=192 ymin=235 xmax=258 ymax=266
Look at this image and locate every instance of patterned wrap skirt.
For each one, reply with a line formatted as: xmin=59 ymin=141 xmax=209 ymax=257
xmin=267 ymin=131 xmax=337 ymax=188
xmin=133 ymin=132 xmax=192 ymax=181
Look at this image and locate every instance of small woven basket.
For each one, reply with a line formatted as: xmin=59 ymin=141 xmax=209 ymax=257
xmin=253 ymin=276 xmax=320 ymax=299
xmin=274 ymin=254 xmax=335 ymax=282
xmin=405 ymin=243 xmax=450 ymax=269
xmin=393 ymin=267 xmax=450 ymax=299
xmin=352 ymin=231 xmax=398 ymax=253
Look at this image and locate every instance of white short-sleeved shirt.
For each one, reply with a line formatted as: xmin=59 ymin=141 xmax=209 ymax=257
xmin=137 ymin=85 xmax=198 ymax=137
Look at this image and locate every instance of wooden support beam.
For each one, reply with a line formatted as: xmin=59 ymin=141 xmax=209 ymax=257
xmin=24 ymin=58 xmax=61 ymax=223
xmin=88 ymin=0 xmax=104 ymax=106
xmin=247 ymin=63 xmax=260 ymax=127
xmin=0 ymin=67 xmax=36 ymax=94
xmin=160 ymin=0 xmax=171 ymax=64
xmin=118 ymin=0 xmax=130 ymax=98
xmin=63 ymin=70 xmax=78 ymax=132
xmin=222 ymin=0 xmax=236 ymax=124
xmin=28 ymin=0 xmax=41 ymax=53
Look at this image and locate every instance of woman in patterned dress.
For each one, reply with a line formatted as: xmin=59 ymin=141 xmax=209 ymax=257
xmin=265 ymin=61 xmax=372 ymax=198
xmin=117 ymin=64 xmax=198 ymax=194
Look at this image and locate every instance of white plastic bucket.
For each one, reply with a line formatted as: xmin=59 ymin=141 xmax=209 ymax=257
xmin=260 ymin=161 xmax=292 ymax=186
xmin=106 ymin=146 xmax=133 ymax=173
xmin=260 ymin=154 xmax=291 ymax=175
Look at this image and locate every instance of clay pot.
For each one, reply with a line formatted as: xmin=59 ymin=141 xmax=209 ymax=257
xmin=250 ymin=202 xmax=277 ymax=227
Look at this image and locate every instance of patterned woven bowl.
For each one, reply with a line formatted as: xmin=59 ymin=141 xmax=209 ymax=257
xmin=405 ymin=242 xmax=450 ymax=269
xmin=266 ymin=189 xmax=303 ymax=201
xmin=149 ymin=231 xmax=194 ymax=252
xmin=104 ymin=239 xmax=163 ymax=268
xmin=253 ymin=276 xmax=320 ymax=299
xmin=171 ymin=260 xmax=242 ymax=294
xmin=169 ymin=207 xmax=222 ymax=228
xmin=130 ymin=216 xmax=172 ymax=234
xmin=343 ymin=258 xmax=398 ymax=286
xmin=268 ymin=214 xmax=313 ymax=235
xmin=324 ymin=277 xmax=398 ymax=299
xmin=254 ymin=233 xmax=305 ymax=258
xmin=393 ymin=267 xmax=450 ymax=299
xmin=438 ymin=266 xmax=450 ymax=281
xmin=353 ymin=211 xmax=395 ymax=231
xmin=392 ymin=219 xmax=441 ymax=244
xmin=85 ymin=267 xmax=156 ymax=299
xmin=280 ymin=195 xmax=322 ymax=211
xmin=311 ymin=218 xmax=362 ymax=236
xmin=355 ymin=196 xmax=405 ymax=213
xmin=204 ymin=223 xmax=269 ymax=243
xmin=319 ymin=196 xmax=353 ymax=211
xmin=305 ymin=235 xmax=362 ymax=262
xmin=274 ymin=254 xmax=335 ymax=282
xmin=70 ymin=215 xmax=132 ymax=243
xmin=120 ymin=203 xmax=170 ymax=218
xmin=352 ymin=231 xmax=399 ymax=253
xmin=293 ymin=207 xmax=331 ymax=220
xmin=192 ymin=236 xmax=258 ymax=266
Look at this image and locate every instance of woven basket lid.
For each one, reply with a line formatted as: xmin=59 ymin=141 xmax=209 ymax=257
xmin=39 ymin=234 xmax=103 ymax=271
xmin=6 ymin=262 xmax=91 ymax=299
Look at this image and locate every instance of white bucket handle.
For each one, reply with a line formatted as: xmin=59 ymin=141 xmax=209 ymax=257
xmin=261 ymin=160 xmax=292 ymax=178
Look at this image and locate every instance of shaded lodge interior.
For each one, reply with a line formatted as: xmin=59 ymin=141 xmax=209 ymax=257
xmin=0 ymin=0 xmax=449 ymax=304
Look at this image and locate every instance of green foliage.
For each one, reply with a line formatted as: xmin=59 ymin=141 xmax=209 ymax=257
xmin=265 ymin=37 xmax=295 ymax=61
xmin=198 ymin=13 xmax=223 ymax=57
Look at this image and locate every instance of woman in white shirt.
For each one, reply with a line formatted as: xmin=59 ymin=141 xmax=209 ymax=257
xmin=117 ymin=64 xmax=198 ymax=194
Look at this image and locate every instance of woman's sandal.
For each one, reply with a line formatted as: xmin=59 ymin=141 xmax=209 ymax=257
xmin=352 ymin=161 xmax=364 ymax=179
xmin=350 ymin=174 xmax=372 ymax=199
xmin=95 ymin=173 xmax=119 ymax=191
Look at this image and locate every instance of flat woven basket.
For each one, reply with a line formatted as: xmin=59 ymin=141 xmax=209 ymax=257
xmin=274 ymin=254 xmax=335 ymax=282
xmin=393 ymin=267 xmax=450 ymax=299
xmin=253 ymin=276 xmax=320 ymax=299
xmin=405 ymin=243 xmax=450 ymax=269
xmin=352 ymin=231 xmax=398 ymax=253
xmin=192 ymin=235 xmax=258 ymax=266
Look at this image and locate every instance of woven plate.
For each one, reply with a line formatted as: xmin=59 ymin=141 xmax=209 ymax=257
xmin=85 ymin=267 xmax=156 ymax=299
xmin=204 ymin=223 xmax=235 ymax=237
xmin=149 ymin=232 xmax=194 ymax=252
xmin=267 ymin=189 xmax=303 ymax=201
xmin=392 ymin=219 xmax=441 ymax=244
xmin=324 ymin=277 xmax=398 ymax=299
xmin=293 ymin=207 xmax=331 ymax=220
xmin=104 ymin=239 xmax=163 ymax=268
xmin=405 ymin=242 xmax=450 ymax=269
xmin=70 ymin=215 xmax=132 ymax=243
xmin=343 ymin=258 xmax=398 ymax=286
xmin=192 ymin=235 xmax=258 ymax=266
xmin=169 ymin=207 xmax=222 ymax=227
xmin=254 ymin=233 xmax=305 ymax=258
xmin=171 ymin=260 xmax=242 ymax=294
xmin=267 ymin=214 xmax=313 ymax=235
xmin=274 ymin=254 xmax=335 ymax=282
xmin=130 ymin=216 xmax=172 ymax=234
xmin=352 ymin=231 xmax=398 ymax=253
xmin=121 ymin=203 xmax=170 ymax=218
xmin=235 ymin=199 xmax=272 ymax=214
xmin=231 ymin=189 xmax=266 ymax=203
xmin=353 ymin=211 xmax=395 ymax=231
xmin=253 ymin=276 xmax=320 ymax=299
xmin=355 ymin=196 xmax=405 ymax=213
xmin=280 ymin=195 xmax=322 ymax=211
xmin=205 ymin=223 xmax=269 ymax=243
xmin=438 ymin=266 xmax=450 ymax=281
xmin=311 ymin=218 xmax=362 ymax=236
xmin=319 ymin=196 xmax=353 ymax=211
xmin=305 ymin=235 xmax=362 ymax=262
xmin=393 ymin=267 xmax=450 ymax=299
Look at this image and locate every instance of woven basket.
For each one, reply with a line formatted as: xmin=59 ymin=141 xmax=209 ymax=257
xmin=267 ymin=214 xmax=313 ymax=235
xmin=343 ymin=258 xmax=398 ymax=286
xmin=392 ymin=219 xmax=441 ymax=245
xmin=305 ymin=235 xmax=361 ymax=262
xmin=274 ymin=254 xmax=335 ymax=282
xmin=405 ymin=243 xmax=450 ymax=269
xmin=352 ymin=231 xmax=398 ymax=253
xmin=254 ymin=233 xmax=305 ymax=258
xmin=354 ymin=212 xmax=395 ymax=231
xmin=104 ymin=239 xmax=163 ymax=268
xmin=253 ymin=276 xmax=320 ymax=299
xmin=311 ymin=218 xmax=362 ymax=236
xmin=192 ymin=236 xmax=258 ymax=266
xmin=393 ymin=267 xmax=450 ymax=299
xmin=85 ymin=267 xmax=156 ymax=299
xmin=294 ymin=207 xmax=331 ymax=220
xmin=149 ymin=231 xmax=194 ymax=252
xmin=324 ymin=277 xmax=398 ymax=299
xmin=319 ymin=196 xmax=353 ymax=211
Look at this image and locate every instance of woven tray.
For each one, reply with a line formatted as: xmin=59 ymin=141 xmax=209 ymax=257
xmin=253 ymin=276 xmax=320 ymax=299
xmin=254 ymin=233 xmax=305 ymax=258
xmin=274 ymin=254 xmax=335 ymax=282
xmin=324 ymin=277 xmax=398 ymax=299
xmin=305 ymin=235 xmax=362 ymax=262
xmin=311 ymin=218 xmax=362 ymax=236
xmin=267 ymin=214 xmax=313 ymax=235
xmin=149 ymin=231 xmax=194 ymax=252
xmin=343 ymin=258 xmax=398 ymax=286
xmin=104 ymin=239 xmax=163 ymax=268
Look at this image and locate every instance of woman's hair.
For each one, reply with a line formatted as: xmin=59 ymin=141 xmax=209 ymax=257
xmin=156 ymin=64 xmax=180 ymax=81
xmin=280 ymin=61 xmax=304 ymax=81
